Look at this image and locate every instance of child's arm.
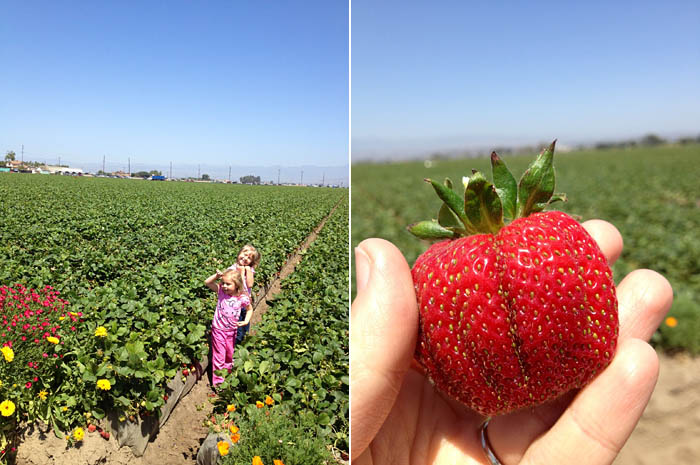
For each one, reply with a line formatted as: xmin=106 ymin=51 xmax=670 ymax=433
xmin=205 ymin=269 xmax=223 ymax=293
xmin=238 ymin=308 xmax=252 ymax=326
xmin=238 ymin=297 xmax=253 ymax=326
xmin=243 ymin=266 xmax=255 ymax=289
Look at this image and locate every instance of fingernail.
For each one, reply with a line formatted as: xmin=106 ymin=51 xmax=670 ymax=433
xmin=354 ymin=246 xmax=371 ymax=293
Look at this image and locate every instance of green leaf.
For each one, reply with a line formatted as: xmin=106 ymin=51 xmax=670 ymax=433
xmin=517 ymin=140 xmax=556 ymax=217
xmin=243 ymin=360 xmax=254 ymax=373
xmin=463 ymin=171 xmax=504 ymax=234
xmin=490 ymin=151 xmax=517 ymax=220
xmin=407 ymin=220 xmax=455 ymax=240
xmin=548 ymin=192 xmax=567 ymax=205
xmin=425 ymin=178 xmax=475 ymax=233
xmin=285 ymin=377 xmax=300 ymax=388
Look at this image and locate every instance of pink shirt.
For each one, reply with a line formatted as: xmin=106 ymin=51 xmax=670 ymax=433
xmin=227 ymin=264 xmax=255 ymax=295
xmin=212 ymin=287 xmax=250 ymax=331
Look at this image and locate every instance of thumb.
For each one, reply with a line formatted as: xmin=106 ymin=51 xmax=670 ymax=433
xmin=350 ymin=238 xmax=418 ymax=459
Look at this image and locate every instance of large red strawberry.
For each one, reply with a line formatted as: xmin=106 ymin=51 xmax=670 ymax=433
xmin=408 ymin=141 xmax=618 ymax=416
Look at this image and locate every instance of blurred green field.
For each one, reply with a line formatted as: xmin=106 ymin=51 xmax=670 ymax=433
xmin=351 ymin=143 xmax=700 ymax=353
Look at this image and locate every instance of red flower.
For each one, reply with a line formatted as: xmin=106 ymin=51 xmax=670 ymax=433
xmin=25 ymin=382 xmax=32 ymax=389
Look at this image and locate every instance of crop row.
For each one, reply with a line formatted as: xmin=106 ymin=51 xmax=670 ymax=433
xmin=216 ymin=195 xmax=350 ymax=452
xmin=351 ymin=143 xmax=700 ymax=351
xmin=0 ymin=174 xmax=346 ymax=439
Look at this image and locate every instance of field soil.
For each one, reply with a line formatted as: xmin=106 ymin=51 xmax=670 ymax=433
xmin=15 ymin=206 xmax=338 ymax=465
xmin=615 ymin=351 xmax=700 ymax=465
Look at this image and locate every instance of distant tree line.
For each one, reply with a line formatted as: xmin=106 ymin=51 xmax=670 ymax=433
xmin=593 ymin=133 xmax=700 ymax=150
xmin=240 ymin=175 xmax=261 ymax=184
xmin=131 ymin=170 xmax=163 ymax=178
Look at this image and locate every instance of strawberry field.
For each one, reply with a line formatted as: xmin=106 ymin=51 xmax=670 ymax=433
xmin=0 ymin=173 xmax=348 ymax=458
xmin=351 ymin=143 xmax=700 ymax=353
xmin=213 ymin=196 xmax=349 ymax=461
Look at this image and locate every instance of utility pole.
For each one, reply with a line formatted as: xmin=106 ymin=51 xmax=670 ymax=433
xmin=128 ymin=157 xmax=130 ymax=175
xmin=277 ymin=169 xmax=280 ymax=185
xmin=58 ymin=156 xmax=61 ymax=166
xmin=21 ymin=145 xmax=24 ymax=162
xmin=102 ymin=155 xmax=105 ymax=173
xmin=169 ymin=161 xmax=172 ymax=179
xmin=322 ymin=172 xmax=325 ymax=186
xmin=300 ymin=170 xmax=303 ymax=186
xmin=228 ymin=166 xmax=231 ymax=183
xmin=197 ymin=164 xmax=200 ymax=180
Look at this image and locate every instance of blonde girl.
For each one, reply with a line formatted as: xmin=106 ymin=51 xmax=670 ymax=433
xmin=204 ymin=268 xmax=251 ymax=388
xmin=227 ymin=244 xmax=262 ymax=343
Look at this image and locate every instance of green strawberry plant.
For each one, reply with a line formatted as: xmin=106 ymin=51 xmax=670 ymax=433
xmin=0 ymin=174 xmax=346 ymax=440
xmin=214 ymin=198 xmax=349 ymax=453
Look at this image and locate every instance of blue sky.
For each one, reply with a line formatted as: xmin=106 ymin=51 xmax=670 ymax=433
xmin=352 ymin=1 xmax=700 ymax=160
xmin=1 ymin=1 xmax=349 ymax=183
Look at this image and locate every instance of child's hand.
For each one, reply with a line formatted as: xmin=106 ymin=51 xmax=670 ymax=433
xmin=237 ymin=321 xmax=248 ymax=327
xmin=215 ymin=269 xmax=223 ymax=279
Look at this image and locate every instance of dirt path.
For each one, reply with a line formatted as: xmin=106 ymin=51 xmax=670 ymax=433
xmin=614 ymin=351 xmax=700 ymax=465
xmin=16 ymin=203 xmax=341 ymax=465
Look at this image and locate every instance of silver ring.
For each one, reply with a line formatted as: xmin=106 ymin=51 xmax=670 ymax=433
xmin=480 ymin=418 xmax=503 ymax=465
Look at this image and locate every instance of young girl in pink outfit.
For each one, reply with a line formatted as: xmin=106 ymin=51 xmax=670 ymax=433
xmin=227 ymin=244 xmax=261 ymax=343
xmin=205 ymin=268 xmax=251 ymax=388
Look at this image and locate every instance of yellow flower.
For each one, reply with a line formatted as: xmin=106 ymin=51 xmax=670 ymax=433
xmin=59 ymin=316 xmax=65 ymax=320
xmin=273 ymin=460 xmax=284 ymax=465
xmin=1 ymin=347 xmax=14 ymax=362
xmin=265 ymin=395 xmax=274 ymax=405
xmin=217 ymin=440 xmax=230 ymax=456
xmin=73 ymin=427 xmax=85 ymax=441
xmin=62 ymin=406 xmax=68 ymax=412
xmin=226 ymin=404 xmax=236 ymax=412
xmin=230 ymin=432 xmax=240 ymax=443
xmin=229 ymin=424 xmax=239 ymax=434
xmin=94 ymin=326 xmax=108 ymax=337
xmin=46 ymin=336 xmax=60 ymax=344
xmin=665 ymin=316 xmax=678 ymax=328
xmin=0 ymin=400 xmax=16 ymax=417
xmin=256 ymin=401 xmax=264 ymax=408
xmin=252 ymin=457 xmax=264 ymax=465
xmin=38 ymin=390 xmax=48 ymax=401
xmin=96 ymin=379 xmax=111 ymax=390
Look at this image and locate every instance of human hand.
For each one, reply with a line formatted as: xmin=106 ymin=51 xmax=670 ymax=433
xmin=237 ymin=320 xmax=249 ymax=328
xmin=216 ymin=269 xmax=223 ymax=279
xmin=350 ymin=221 xmax=673 ymax=464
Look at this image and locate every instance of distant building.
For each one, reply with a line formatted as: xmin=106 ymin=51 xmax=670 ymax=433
xmin=43 ymin=165 xmax=84 ymax=175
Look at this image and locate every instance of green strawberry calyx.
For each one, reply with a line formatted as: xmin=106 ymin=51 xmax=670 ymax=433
xmin=408 ymin=140 xmax=567 ymax=239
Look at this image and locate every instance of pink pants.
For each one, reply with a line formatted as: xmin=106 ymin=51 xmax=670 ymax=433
xmin=211 ymin=326 xmax=237 ymax=386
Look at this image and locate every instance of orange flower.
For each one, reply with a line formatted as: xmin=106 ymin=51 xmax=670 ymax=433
xmin=665 ymin=316 xmax=678 ymax=328
xmin=273 ymin=460 xmax=285 ymax=465
xmin=229 ymin=424 xmax=239 ymax=434
xmin=252 ymin=457 xmax=264 ymax=465
xmin=256 ymin=401 xmax=264 ymax=408
xmin=265 ymin=395 xmax=274 ymax=406
xmin=217 ymin=440 xmax=230 ymax=456
xmin=226 ymin=404 xmax=236 ymax=412
xmin=230 ymin=432 xmax=240 ymax=443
